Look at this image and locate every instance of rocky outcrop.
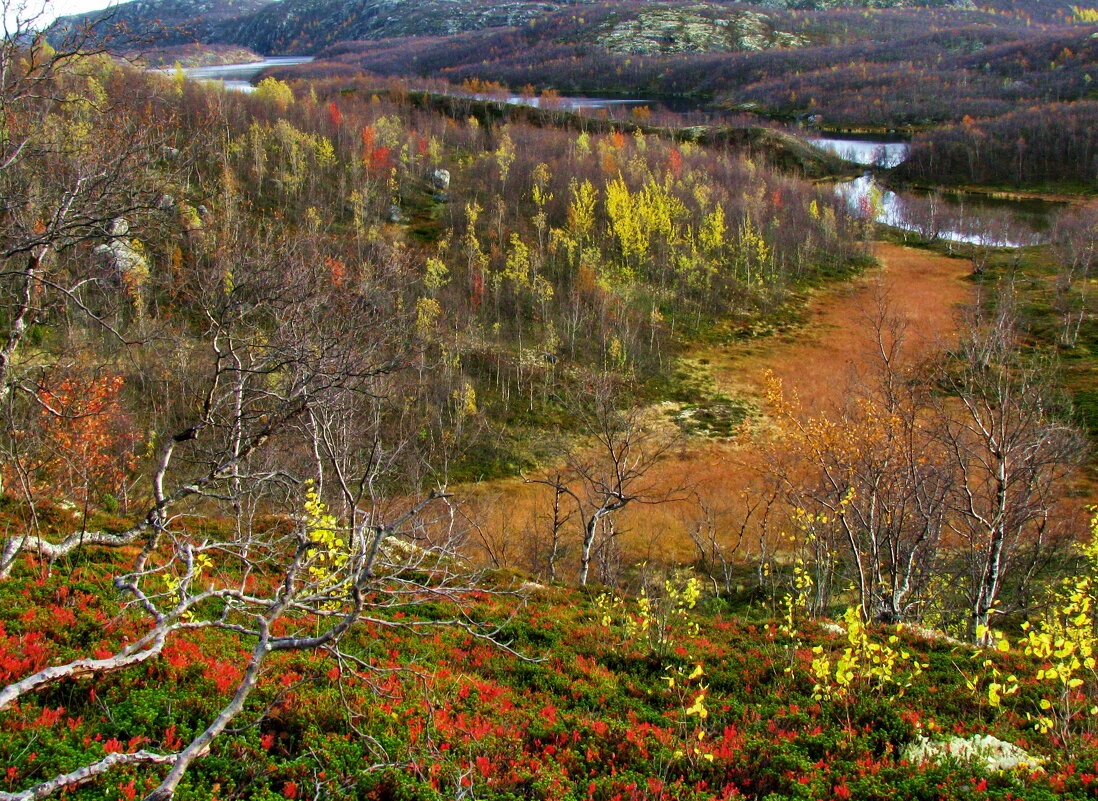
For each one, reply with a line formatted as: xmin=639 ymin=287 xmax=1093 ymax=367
xmin=903 ymin=735 xmax=1041 ymax=773
xmin=598 ymin=7 xmax=808 ymax=56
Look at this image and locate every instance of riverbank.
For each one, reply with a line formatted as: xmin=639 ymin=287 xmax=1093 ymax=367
xmin=881 ymin=180 xmax=1097 ymax=206
xmin=131 ymin=44 xmax=262 ymax=69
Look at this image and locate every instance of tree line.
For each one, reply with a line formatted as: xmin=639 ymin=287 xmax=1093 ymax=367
xmin=895 ymin=101 xmax=1098 ymax=189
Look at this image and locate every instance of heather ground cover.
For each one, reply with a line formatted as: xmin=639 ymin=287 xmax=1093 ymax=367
xmin=3 ymin=544 xmax=1098 ymax=801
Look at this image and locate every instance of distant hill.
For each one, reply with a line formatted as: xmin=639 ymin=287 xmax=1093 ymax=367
xmin=51 ymin=0 xmax=275 ymax=48
xmin=219 ymin=0 xmax=583 ymax=55
xmin=50 ymin=0 xmax=1054 ymax=56
xmin=50 ymin=0 xmax=588 ymax=52
xmin=310 ymin=1 xmax=988 ymax=80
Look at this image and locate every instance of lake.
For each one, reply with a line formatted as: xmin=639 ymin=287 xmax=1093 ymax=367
xmin=179 ymin=57 xmax=314 ymax=92
xmin=836 ymin=174 xmax=1062 ymax=247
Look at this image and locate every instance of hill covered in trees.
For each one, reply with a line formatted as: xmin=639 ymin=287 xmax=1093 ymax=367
xmin=57 ymin=0 xmax=1000 ymax=55
xmin=295 ymin=5 xmax=1098 ymax=128
xmin=53 ymin=0 xmax=1098 ymax=185
xmin=248 ymin=0 xmax=1098 ymax=189
xmin=50 ymin=0 xmax=275 ymax=47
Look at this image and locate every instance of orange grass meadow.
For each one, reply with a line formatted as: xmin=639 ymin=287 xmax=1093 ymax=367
xmin=458 ymin=243 xmax=994 ymax=576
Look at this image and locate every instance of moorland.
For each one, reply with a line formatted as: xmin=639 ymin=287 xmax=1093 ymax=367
xmin=3 ymin=0 xmax=1098 ymax=798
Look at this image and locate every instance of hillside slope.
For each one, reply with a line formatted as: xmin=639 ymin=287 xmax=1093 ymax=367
xmin=51 ymin=0 xmax=274 ymax=47
xmin=53 ymin=0 xmax=1006 ymax=55
xmin=220 ymin=0 xmax=578 ymax=54
xmin=4 ymin=554 xmax=1098 ymax=800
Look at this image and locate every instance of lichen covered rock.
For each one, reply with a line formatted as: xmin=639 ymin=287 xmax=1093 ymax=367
xmin=598 ymin=5 xmax=808 ymax=56
xmin=903 ymin=735 xmax=1041 ymax=773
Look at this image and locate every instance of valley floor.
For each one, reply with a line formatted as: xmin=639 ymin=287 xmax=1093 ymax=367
xmin=695 ymin=241 xmax=974 ymax=412
xmin=469 ymin=243 xmax=980 ymax=570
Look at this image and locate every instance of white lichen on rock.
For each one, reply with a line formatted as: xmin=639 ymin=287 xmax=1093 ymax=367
xmin=597 ymin=5 xmax=807 ymax=55
xmin=903 ymin=735 xmax=1041 ymax=773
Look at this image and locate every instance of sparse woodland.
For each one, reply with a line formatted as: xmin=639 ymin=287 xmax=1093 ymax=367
xmin=3 ymin=7 xmax=1098 ymax=800
xmin=297 ymin=4 xmax=1098 ymax=190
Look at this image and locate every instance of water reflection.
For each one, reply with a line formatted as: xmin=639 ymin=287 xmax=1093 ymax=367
xmin=836 ymin=175 xmax=1058 ymax=247
xmin=481 ymin=94 xmax=652 ymax=112
xmin=178 ymin=57 xmax=314 ymax=92
xmin=809 ymin=137 xmax=909 ymax=168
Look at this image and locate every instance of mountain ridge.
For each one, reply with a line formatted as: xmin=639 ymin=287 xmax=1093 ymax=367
xmin=52 ymin=0 xmax=1019 ymax=56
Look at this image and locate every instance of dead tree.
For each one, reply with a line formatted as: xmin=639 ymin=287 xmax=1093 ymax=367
xmin=526 ymin=376 xmax=685 ymax=586
xmin=0 ymin=222 xmax=519 ymax=801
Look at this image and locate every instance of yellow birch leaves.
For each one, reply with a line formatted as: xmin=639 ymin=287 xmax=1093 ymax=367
xmin=809 ymin=607 xmax=924 ymax=701
xmin=303 ymin=481 xmax=348 ymax=599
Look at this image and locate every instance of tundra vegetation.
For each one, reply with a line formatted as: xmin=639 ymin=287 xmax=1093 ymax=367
xmin=285 ymin=1 xmax=1098 ymax=192
xmin=3 ymin=8 xmax=1098 ymax=801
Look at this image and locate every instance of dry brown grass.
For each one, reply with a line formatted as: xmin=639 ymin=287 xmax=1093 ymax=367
xmin=699 ymin=242 xmax=975 ymax=413
xmin=462 ymin=243 xmax=981 ymax=581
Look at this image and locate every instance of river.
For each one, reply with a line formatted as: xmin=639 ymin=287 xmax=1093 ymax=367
xmin=179 ymin=57 xmax=314 ymax=92
xmin=836 ymin=174 xmax=1063 ymax=247
xmin=818 ymin=135 xmax=1061 ymax=247
xmin=809 ymin=135 xmax=909 ymax=169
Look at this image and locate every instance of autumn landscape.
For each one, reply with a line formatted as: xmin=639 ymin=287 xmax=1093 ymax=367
xmin=3 ymin=0 xmax=1098 ymax=798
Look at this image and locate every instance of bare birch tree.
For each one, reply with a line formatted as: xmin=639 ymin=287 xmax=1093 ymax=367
xmin=1050 ymin=207 xmax=1098 ymax=348
xmin=526 ymin=376 xmax=684 ymax=586
xmin=760 ymin=296 xmax=953 ymax=623
xmin=935 ymin=304 xmax=1085 ymax=642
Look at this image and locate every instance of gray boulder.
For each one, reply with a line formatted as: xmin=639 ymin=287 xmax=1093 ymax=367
xmin=95 ymin=239 xmax=147 ymax=277
xmin=903 ymin=735 xmax=1041 ymax=773
xmin=431 ymin=168 xmax=451 ymax=190
xmin=96 ymin=218 xmax=147 ymax=281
